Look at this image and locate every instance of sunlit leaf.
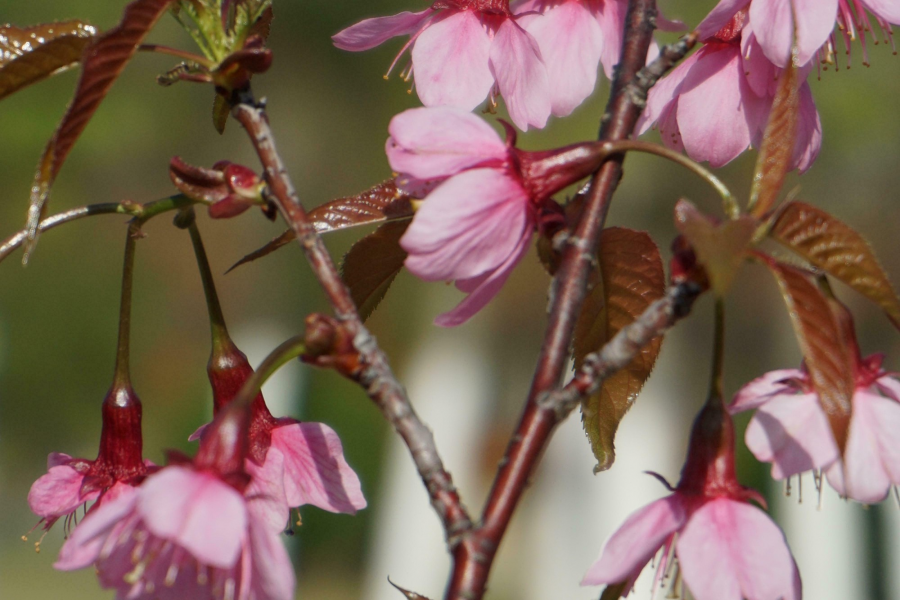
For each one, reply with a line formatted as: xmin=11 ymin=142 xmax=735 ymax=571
xmin=760 ymin=257 xmax=854 ymax=451
xmin=228 ymin=179 xmax=414 ymax=271
xmin=341 ymin=221 xmax=410 ymax=322
xmin=25 ymin=0 xmax=174 ymax=258
xmin=748 ymin=61 xmax=798 ymax=218
xmin=770 ymin=201 xmax=900 ymax=330
xmin=575 ymin=227 xmax=665 ymax=471
xmin=674 ymin=199 xmax=756 ymax=296
xmin=0 ymin=21 xmax=96 ymax=101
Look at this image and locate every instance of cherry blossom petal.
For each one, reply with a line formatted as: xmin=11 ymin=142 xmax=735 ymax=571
xmin=697 ymin=0 xmax=752 ymax=40
xmin=875 ymin=374 xmax=900 ymax=401
xmin=245 ymin=450 xmax=290 ymax=532
xmin=434 ymin=222 xmax=532 ymax=326
xmin=636 ymin=50 xmax=698 ymax=135
xmin=248 ymin=518 xmax=296 ymax=600
xmin=593 ymin=0 xmax=628 ymax=78
xmin=139 ymin=466 xmax=247 ymax=568
xmin=750 ymin=0 xmax=839 ymax=67
xmin=332 ymin=9 xmax=434 ymax=51
xmin=678 ymin=499 xmax=800 ymax=600
xmin=489 ymin=19 xmax=551 ymax=130
xmin=48 ymin=452 xmax=73 ymax=468
xmin=581 ymin=495 xmax=686 ymax=586
xmin=741 ymin=33 xmax=778 ymax=98
xmin=401 ymin=168 xmax=531 ymax=282
xmin=745 ymin=393 xmax=839 ymax=479
xmin=792 ymin=81 xmax=822 ymax=173
xmin=272 ymin=421 xmax=367 ymax=514
xmin=676 ymin=46 xmax=754 ymax=167
xmin=55 ymin=487 xmax=139 ymax=571
xmin=28 ymin=465 xmax=98 ymax=518
xmin=861 ymin=0 xmax=900 ymax=23
xmin=386 ymin=106 xmax=507 ymax=180
xmin=517 ymin=1 xmax=604 ymax=116
xmin=730 ymin=369 xmax=805 ymax=413
xmin=829 ymin=391 xmax=900 ymax=503
xmin=412 ymin=11 xmax=494 ymax=111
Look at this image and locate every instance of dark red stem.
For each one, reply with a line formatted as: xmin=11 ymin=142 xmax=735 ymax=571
xmin=446 ymin=2 xmax=666 ymax=597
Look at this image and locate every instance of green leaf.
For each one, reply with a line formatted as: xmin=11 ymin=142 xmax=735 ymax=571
xmin=0 ymin=21 xmax=96 ymax=101
xmin=674 ymin=199 xmax=756 ymax=296
xmin=26 ymin=0 xmax=175 ymax=259
xmin=770 ymin=201 xmax=900 ymax=330
xmin=341 ymin=221 xmax=410 ymax=322
xmin=575 ymin=227 xmax=665 ymax=471
xmin=759 ymin=257 xmax=854 ymax=452
xmin=748 ymin=60 xmax=798 ymax=218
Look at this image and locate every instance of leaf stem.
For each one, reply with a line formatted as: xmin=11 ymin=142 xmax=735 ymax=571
xmin=710 ymin=297 xmax=725 ymax=400
xmin=602 ymin=139 xmax=738 ymax=218
xmin=138 ymin=43 xmax=215 ymax=68
xmin=184 ymin=214 xmax=229 ymax=343
xmin=231 ymin=335 xmax=307 ymax=410
xmin=113 ymin=222 xmax=139 ymax=388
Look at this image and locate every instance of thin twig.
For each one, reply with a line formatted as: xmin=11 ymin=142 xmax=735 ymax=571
xmin=446 ymin=7 xmax=698 ymax=599
xmin=230 ymin=92 xmax=472 ymax=543
xmin=539 ymin=283 xmax=702 ymax=417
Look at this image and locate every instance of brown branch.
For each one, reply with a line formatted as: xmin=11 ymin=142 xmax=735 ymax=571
xmin=230 ymin=93 xmax=473 ymax=543
xmin=444 ymin=7 xmax=699 ymax=600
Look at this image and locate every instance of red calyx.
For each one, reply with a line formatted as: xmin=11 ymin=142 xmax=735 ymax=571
xmin=434 ymin=0 xmax=511 ymax=15
xmin=193 ymin=402 xmax=253 ymax=490
xmin=515 ymin=141 xmax=608 ymax=204
xmin=207 ymin=336 xmax=276 ymax=465
xmin=676 ymin=396 xmax=763 ymax=505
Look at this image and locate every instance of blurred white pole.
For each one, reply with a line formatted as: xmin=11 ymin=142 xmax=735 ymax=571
xmin=362 ymin=334 xmax=491 ymax=600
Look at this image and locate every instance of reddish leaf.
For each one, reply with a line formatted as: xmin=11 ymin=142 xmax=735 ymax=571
xmin=0 ymin=21 xmax=96 ymax=101
xmin=575 ymin=227 xmax=666 ymax=471
xmin=759 ymin=257 xmax=854 ymax=452
xmin=770 ymin=201 xmax=900 ymax=330
xmin=25 ymin=0 xmax=174 ymax=256
xmin=748 ymin=62 xmax=799 ymax=218
xmin=674 ymin=199 xmax=756 ymax=296
xmin=341 ymin=221 xmax=410 ymax=322
xmin=228 ymin=179 xmax=414 ymax=272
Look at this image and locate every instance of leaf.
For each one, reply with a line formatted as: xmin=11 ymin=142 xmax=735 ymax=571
xmin=228 ymin=179 xmax=414 ymax=272
xmin=387 ymin=578 xmax=432 ymax=600
xmin=0 ymin=21 xmax=96 ymax=101
xmin=759 ymin=257 xmax=854 ymax=452
xmin=575 ymin=227 xmax=666 ymax=471
xmin=25 ymin=0 xmax=174 ymax=258
xmin=748 ymin=61 xmax=798 ymax=218
xmin=674 ymin=199 xmax=756 ymax=296
xmin=341 ymin=221 xmax=410 ymax=322
xmin=770 ymin=201 xmax=900 ymax=330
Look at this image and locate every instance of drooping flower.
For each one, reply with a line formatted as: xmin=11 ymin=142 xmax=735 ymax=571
xmin=28 ymin=384 xmax=151 ymax=534
xmin=582 ymin=396 xmax=801 ymax=600
xmin=332 ymin=0 xmax=552 ymax=130
xmin=637 ymin=9 xmax=822 ymax=171
xmin=55 ymin=404 xmax=295 ymax=600
xmin=511 ymin=0 xmax=683 ymax=117
xmin=698 ymin=0 xmax=900 ymax=69
xmin=387 ymin=106 xmax=608 ymax=326
xmin=192 ymin=334 xmax=367 ymax=524
xmin=731 ymin=354 xmax=900 ymax=504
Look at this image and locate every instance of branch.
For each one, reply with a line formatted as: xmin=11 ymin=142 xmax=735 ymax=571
xmin=230 ymin=93 xmax=473 ymax=543
xmin=445 ymin=7 xmax=699 ymax=599
xmin=539 ymin=283 xmax=702 ymax=418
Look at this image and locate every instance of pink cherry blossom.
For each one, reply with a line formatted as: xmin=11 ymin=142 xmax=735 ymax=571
xmin=731 ymin=355 xmax=900 ymax=504
xmin=583 ymin=397 xmax=800 ymax=599
xmin=512 ymin=0 xmax=683 ymax=117
xmin=699 ymin=0 xmax=900 ymax=69
xmin=28 ymin=385 xmax=150 ymax=534
xmin=333 ymin=0 xmax=552 ymax=130
xmin=194 ymin=341 xmax=366 ymax=524
xmin=637 ymin=10 xmax=821 ymax=171
xmin=387 ymin=106 xmax=610 ymax=326
xmin=55 ymin=465 xmax=295 ymax=600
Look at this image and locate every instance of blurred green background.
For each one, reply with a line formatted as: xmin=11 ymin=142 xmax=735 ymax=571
xmin=1 ymin=1 xmax=899 ymax=599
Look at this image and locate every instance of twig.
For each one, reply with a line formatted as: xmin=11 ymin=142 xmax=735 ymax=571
xmin=539 ymin=283 xmax=701 ymax=418
xmin=230 ymin=92 xmax=472 ymax=543
xmin=445 ymin=5 xmax=698 ymax=599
